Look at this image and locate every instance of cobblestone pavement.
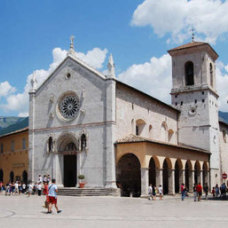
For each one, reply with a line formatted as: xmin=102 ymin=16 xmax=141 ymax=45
xmin=0 ymin=193 xmax=228 ymax=228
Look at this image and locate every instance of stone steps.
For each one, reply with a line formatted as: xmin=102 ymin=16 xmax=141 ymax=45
xmin=58 ymin=187 xmax=120 ymax=197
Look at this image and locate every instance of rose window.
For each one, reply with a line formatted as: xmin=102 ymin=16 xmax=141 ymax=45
xmin=59 ymin=95 xmax=79 ymax=119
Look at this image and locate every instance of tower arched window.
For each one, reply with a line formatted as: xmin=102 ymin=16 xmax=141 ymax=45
xmin=48 ymin=137 xmax=53 ymax=153
xmin=210 ymin=63 xmax=213 ymax=87
xmin=185 ymin=61 xmax=194 ymax=86
xmin=81 ymin=134 xmax=87 ymax=151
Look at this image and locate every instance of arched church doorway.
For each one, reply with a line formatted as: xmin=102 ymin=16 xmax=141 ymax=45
xmin=163 ymin=159 xmax=169 ymax=195
xmin=0 ymin=169 xmax=3 ymax=182
xmin=57 ymin=134 xmax=78 ymax=188
xmin=117 ymin=153 xmax=141 ymax=197
xmin=149 ymin=157 xmax=156 ymax=187
xmin=63 ymin=142 xmax=77 ymax=187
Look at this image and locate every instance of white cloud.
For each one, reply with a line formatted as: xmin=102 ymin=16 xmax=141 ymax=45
xmin=216 ymin=61 xmax=228 ymax=112
xmin=132 ymin=0 xmax=228 ymax=43
xmin=118 ymin=54 xmax=172 ymax=104
xmin=77 ymin=48 xmax=108 ymax=69
xmin=0 ymin=81 xmax=16 ymax=97
xmin=1 ymin=47 xmax=108 ymax=116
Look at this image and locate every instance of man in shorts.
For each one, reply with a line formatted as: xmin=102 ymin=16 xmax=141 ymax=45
xmin=47 ymin=179 xmax=62 ymax=214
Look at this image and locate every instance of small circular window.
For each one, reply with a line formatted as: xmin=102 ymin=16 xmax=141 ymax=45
xmin=59 ymin=93 xmax=80 ymax=120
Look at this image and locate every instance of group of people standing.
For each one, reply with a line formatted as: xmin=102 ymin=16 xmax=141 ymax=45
xmin=212 ymin=183 xmax=227 ymax=198
xmin=148 ymin=184 xmax=163 ymax=200
xmin=181 ymin=182 xmax=207 ymax=201
xmin=0 ymin=181 xmax=27 ymax=195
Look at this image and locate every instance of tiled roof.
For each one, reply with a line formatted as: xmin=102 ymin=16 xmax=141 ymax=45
xmin=168 ymin=41 xmax=206 ymax=51
xmin=116 ymin=134 xmax=210 ymax=154
xmin=0 ymin=117 xmax=29 ymax=137
xmin=168 ymin=41 xmax=218 ymax=60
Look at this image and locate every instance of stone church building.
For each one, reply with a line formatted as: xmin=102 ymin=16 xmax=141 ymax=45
xmin=29 ymin=40 xmax=228 ymax=196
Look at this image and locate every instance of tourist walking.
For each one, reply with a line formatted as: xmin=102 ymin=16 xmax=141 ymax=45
xmin=181 ymin=183 xmax=186 ymax=201
xmin=37 ymin=182 xmax=42 ymax=196
xmin=38 ymin=175 xmax=43 ymax=183
xmin=152 ymin=185 xmax=157 ymax=200
xmin=215 ymin=184 xmax=220 ymax=197
xmin=15 ymin=181 xmax=19 ymax=195
xmin=28 ymin=182 xmax=33 ymax=197
xmin=196 ymin=182 xmax=202 ymax=201
xmin=220 ymin=183 xmax=227 ymax=198
xmin=203 ymin=183 xmax=209 ymax=200
xmin=22 ymin=182 xmax=26 ymax=193
xmin=148 ymin=184 xmax=152 ymax=200
xmin=193 ymin=184 xmax=197 ymax=201
xmin=47 ymin=179 xmax=62 ymax=214
xmin=158 ymin=185 xmax=163 ymax=200
xmin=43 ymin=181 xmax=49 ymax=208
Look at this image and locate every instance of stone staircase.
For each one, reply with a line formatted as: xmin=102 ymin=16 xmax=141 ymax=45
xmin=58 ymin=187 xmax=120 ymax=197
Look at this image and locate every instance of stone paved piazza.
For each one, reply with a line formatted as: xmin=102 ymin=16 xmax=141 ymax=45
xmin=0 ymin=194 xmax=228 ymax=228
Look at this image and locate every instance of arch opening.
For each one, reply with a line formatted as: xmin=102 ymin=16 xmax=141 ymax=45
xmin=163 ymin=159 xmax=169 ymax=195
xmin=185 ymin=161 xmax=191 ymax=190
xmin=116 ymin=154 xmax=141 ymax=197
xmin=185 ymin=61 xmax=194 ymax=86
xmin=22 ymin=170 xmax=28 ymax=184
xmin=194 ymin=162 xmax=200 ymax=184
xmin=149 ymin=157 xmax=156 ymax=187
xmin=0 ymin=169 xmax=3 ymax=182
xmin=175 ymin=161 xmax=180 ymax=193
xmin=10 ymin=171 xmax=14 ymax=183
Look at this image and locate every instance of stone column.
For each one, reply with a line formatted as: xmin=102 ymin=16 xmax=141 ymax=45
xmin=189 ymin=170 xmax=194 ymax=193
xmin=168 ymin=169 xmax=175 ymax=195
xmin=141 ymin=168 xmax=149 ymax=196
xmin=156 ymin=168 xmax=163 ymax=187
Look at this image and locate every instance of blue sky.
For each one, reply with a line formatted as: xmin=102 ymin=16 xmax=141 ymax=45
xmin=1 ymin=0 xmax=228 ymax=116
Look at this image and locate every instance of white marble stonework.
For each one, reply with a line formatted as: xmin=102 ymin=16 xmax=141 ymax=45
xmin=29 ymin=40 xmax=228 ymax=194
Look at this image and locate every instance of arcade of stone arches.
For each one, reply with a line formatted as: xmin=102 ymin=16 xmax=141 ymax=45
xmin=115 ymin=141 xmax=210 ymax=197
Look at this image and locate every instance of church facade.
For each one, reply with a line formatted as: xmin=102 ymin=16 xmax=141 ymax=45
xmin=29 ymin=40 xmax=228 ymax=196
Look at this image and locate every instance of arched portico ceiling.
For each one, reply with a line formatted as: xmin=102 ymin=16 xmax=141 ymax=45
xmin=203 ymin=161 xmax=209 ymax=171
xmin=175 ymin=158 xmax=183 ymax=170
xmin=117 ymin=153 xmax=141 ymax=167
xmin=149 ymin=156 xmax=160 ymax=169
xmin=57 ymin=132 xmax=78 ymax=152
xmin=194 ymin=160 xmax=201 ymax=170
xmin=163 ymin=157 xmax=172 ymax=169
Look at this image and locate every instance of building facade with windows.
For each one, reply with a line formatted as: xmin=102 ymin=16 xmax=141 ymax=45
xmin=28 ymin=40 xmax=228 ymax=196
xmin=0 ymin=118 xmax=29 ymax=184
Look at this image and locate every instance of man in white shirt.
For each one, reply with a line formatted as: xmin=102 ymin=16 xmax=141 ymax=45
xmin=47 ymin=179 xmax=62 ymax=214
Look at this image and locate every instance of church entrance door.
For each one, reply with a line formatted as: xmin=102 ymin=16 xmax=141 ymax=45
xmin=64 ymin=155 xmax=77 ymax=187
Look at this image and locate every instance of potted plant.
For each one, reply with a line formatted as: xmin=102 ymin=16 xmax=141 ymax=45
xmin=78 ymin=174 xmax=85 ymax=188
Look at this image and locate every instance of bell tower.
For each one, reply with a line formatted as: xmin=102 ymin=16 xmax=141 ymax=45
xmin=168 ymin=41 xmax=220 ymax=186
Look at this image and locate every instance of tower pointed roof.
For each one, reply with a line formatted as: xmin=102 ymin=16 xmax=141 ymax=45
xmin=168 ymin=41 xmax=218 ymax=61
